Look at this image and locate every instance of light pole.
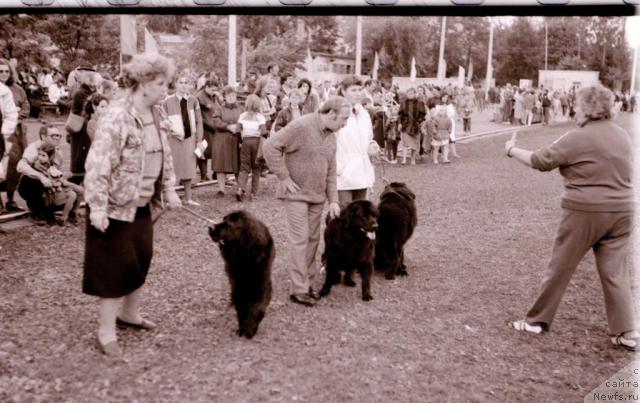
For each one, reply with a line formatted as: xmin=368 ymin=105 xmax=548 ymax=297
xmin=437 ymin=16 xmax=447 ymax=79
xmin=228 ymin=15 xmax=237 ymax=86
xmin=626 ymin=16 xmax=640 ymax=94
xmin=485 ymin=17 xmax=494 ymax=98
xmin=355 ymin=16 xmax=362 ymax=76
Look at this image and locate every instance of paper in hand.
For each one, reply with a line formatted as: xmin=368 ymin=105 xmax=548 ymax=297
xmin=194 ymin=139 xmax=208 ymax=159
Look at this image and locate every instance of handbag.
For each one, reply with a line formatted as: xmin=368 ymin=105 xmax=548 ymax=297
xmin=65 ymin=112 xmax=85 ymax=134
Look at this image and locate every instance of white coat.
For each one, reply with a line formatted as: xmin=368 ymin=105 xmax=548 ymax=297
xmin=335 ymin=103 xmax=376 ymax=191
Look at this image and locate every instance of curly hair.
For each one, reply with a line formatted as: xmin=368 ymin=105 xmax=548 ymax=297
xmin=121 ymin=53 xmax=175 ymax=91
xmin=576 ymin=84 xmax=614 ymax=121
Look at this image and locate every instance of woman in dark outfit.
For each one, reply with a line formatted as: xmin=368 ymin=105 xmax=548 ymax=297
xmin=83 ymin=53 xmax=181 ymax=358
xmin=67 ymin=67 xmax=98 ymax=185
xmin=506 ymin=84 xmax=638 ymax=351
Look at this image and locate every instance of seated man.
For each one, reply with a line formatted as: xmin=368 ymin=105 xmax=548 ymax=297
xmin=16 ymin=124 xmax=64 ymax=224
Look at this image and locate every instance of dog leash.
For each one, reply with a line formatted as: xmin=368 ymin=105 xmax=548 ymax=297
xmin=181 ymin=205 xmax=217 ymax=225
xmin=152 ymin=208 xmax=166 ymax=225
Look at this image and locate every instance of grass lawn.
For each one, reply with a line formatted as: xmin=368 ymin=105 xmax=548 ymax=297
xmin=0 ymin=114 xmax=637 ymax=402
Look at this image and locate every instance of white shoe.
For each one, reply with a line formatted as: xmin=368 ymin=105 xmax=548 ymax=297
xmin=510 ymin=319 xmax=544 ymax=334
xmin=185 ymin=199 xmax=200 ymax=207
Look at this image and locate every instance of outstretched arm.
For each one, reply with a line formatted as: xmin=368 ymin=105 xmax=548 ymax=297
xmin=505 ymin=132 xmax=533 ymax=167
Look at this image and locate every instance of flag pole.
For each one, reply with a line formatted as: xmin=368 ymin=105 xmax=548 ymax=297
xmin=355 ymin=16 xmax=362 ymax=76
xmin=228 ymin=15 xmax=237 ymax=86
xmin=437 ymin=16 xmax=447 ymax=79
xmin=485 ymin=17 xmax=494 ymax=98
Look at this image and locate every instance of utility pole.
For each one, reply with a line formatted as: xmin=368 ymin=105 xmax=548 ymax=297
xmin=355 ymin=16 xmax=362 ymax=76
xmin=228 ymin=15 xmax=237 ymax=86
xmin=437 ymin=16 xmax=447 ymax=79
xmin=485 ymin=17 xmax=494 ymax=98
xmin=544 ymin=19 xmax=548 ymax=71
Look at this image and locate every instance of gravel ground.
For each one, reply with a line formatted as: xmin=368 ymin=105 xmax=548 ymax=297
xmin=0 ymin=114 xmax=637 ymax=402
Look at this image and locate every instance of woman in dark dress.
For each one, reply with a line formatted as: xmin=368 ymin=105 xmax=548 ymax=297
xmin=211 ymin=86 xmax=243 ymax=197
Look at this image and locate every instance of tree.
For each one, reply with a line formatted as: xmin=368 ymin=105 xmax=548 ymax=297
xmin=0 ymin=14 xmax=51 ymax=68
xmin=493 ymin=18 xmax=543 ymax=86
xmin=442 ymin=17 xmax=490 ymax=81
xmin=342 ymin=16 xmax=441 ymax=80
xmin=32 ymin=15 xmax=120 ymax=73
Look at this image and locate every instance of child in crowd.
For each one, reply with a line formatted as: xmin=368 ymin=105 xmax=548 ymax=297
xmin=420 ymin=109 xmax=435 ymax=158
xmin=384 ymin=105 xmax=401 ymax=164
xmin=273 ymin=88 xmax=302 ymax=132
xmin=235 ymin=94 xmax=267 ymax=201
xmin=461 ymin=104 xmax=472 ymax=134
xmin=432 ymin=106 xmax=452 ymax=164
xmin=34 ymin=142 xmax=83 ymax=226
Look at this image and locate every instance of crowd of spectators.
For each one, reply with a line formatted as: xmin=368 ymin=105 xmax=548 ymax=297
xmin=0 ymin=57 xmax=637 ymax=226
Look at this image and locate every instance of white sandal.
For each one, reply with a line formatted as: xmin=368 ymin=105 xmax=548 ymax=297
xmin=510 ymin=319 xmax=544 ymax=335
xmin=611 ymin=334 xmax=638 ymax=351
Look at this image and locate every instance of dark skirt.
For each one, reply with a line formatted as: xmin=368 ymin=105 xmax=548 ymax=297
xmin=211 ymin=131 xmax=239 ymax=173
xmin=83 ymin=205 xmax=153 ymax=298
xmin=5 ymin=123 xmax=28 ymax=193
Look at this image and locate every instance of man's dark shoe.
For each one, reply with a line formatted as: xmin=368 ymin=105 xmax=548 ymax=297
xmin=28 ymin=214 xmax=48 ymax=226
xmin=5 ymin=201 xmax=23 ymax=212
xmin=290 ymin=293 xmax=316 ymax=307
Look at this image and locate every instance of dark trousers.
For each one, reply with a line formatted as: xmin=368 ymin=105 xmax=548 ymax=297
xmin=237 ymin=137 xmax=261 ymax=195
xmin=463 ymin=118 xmax=471 ymax=132
xmin=17 ymin=176 xmax=51 ymax=219
xmin=526 ymin=209 xmax=635 ymax=335
xmin=337 ymin=189 xmax=368 ymax=209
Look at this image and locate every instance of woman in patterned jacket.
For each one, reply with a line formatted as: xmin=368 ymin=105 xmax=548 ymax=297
xmin=83 ymin=53 xmax=182 ymax=359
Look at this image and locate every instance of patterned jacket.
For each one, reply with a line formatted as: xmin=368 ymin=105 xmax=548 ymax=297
xmin=84 ymin=94 xmax=177 ymax=222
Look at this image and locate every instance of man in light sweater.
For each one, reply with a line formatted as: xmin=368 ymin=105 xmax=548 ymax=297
xmin=262 ymin=96 xmax=350 ymax=307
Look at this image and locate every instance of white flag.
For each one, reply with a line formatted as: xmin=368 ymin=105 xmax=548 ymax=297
xmin=410 ymin=57 xmax=416 ymax=81
xmin=372 ymin=51 xmax=379 ymax=80
xmin=144 ymin=28 xmax=158 ymax=54
xmin=120 ymin=15 xmax=137 ymax=56
xmin=458 ymin=65 xmax=465 ymax=87
xmin=306 ymin=48 xmax=313 ymax=79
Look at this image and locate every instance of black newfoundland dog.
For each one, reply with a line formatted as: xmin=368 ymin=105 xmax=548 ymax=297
xmin=320 ymin=200 xmax=379 ymax=301
xmin=374 ymin=182 xmax=417 ymax=280
xmin=209 ymin=210 xmax=274 ymax=339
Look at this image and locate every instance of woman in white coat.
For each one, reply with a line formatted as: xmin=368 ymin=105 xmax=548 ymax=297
xmin=335 ymin=76 xmax=379 ymax=207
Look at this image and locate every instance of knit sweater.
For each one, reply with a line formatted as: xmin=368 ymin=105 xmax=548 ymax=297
xmin=531 ymin=119 xmax=634 ymax=212
xmin=262 ymin=112 xmax=338 ymax=204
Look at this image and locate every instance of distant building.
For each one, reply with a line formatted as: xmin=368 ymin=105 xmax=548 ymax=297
xmin=295 ymin=51 xmax=362 ymax=84
xmin=538 ymin=70 xmax=600 ymax=91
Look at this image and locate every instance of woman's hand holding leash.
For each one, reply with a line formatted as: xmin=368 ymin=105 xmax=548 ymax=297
xmin=165 ymin=191 xmax=182 ymax=210
xmin=328 ymin=202 xmax=340 ymax=219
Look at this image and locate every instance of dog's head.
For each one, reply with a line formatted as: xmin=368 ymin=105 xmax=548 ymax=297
xmin=208 ymin=210 xmax=269 ymax=248
xmin=382 ymin=182 xmax=416 ymax=202
xmin=341 ymin=200 xmax=379 ymax=240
